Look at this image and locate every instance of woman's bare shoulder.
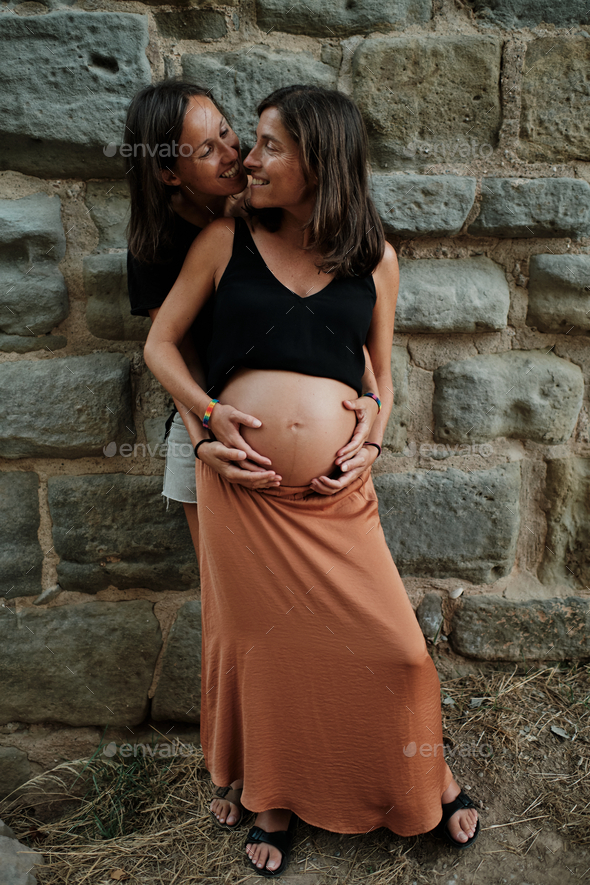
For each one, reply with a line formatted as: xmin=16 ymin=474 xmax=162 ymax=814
xmin=373 ymin=241 xmax=399 ymax=292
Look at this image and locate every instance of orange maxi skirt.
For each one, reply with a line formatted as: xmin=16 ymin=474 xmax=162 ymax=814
xmin=195 ymin=460 xmax=453 ymax=836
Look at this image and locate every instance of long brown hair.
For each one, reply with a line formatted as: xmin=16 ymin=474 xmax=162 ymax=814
xmin=124 ymin=80 xmax=227 ymax=264
xmin=250 ymin=85 xmax=385 ymax=279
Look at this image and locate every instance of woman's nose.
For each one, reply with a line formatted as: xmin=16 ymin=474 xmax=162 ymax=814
xmin=243 ymin=145 xmax=260 ymax=169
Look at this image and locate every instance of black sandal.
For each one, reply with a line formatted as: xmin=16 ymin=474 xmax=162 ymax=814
xmin=244 ymin=812 xmax=297 ymax=878
xmin=209 ymin=784 xmax=245 ymax=831
xmin=432 ymin=789 xmax=480 ymax=850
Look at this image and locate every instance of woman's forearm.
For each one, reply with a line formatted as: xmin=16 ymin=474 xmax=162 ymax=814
xmin=144 ymin=339 xmax=211 ymax=424
xmin=365 ymin=370 xmax=393 ymax=447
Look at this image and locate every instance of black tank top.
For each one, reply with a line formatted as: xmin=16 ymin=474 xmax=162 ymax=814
xmin=205 ymin=217 xmax=377 ymax=399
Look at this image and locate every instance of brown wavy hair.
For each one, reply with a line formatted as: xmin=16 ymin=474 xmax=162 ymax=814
xmin=249 ymin=85 xmax=385 ymax=279
xmin=124 ymin=80 xmax=228 ymax=264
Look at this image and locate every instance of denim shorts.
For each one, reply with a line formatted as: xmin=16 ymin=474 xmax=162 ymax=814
xmin=162 ymin=410 xmax=197 ymax=505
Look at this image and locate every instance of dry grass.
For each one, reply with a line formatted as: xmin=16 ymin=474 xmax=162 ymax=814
xmin=1 ymin=661 xmax=589 ymax=884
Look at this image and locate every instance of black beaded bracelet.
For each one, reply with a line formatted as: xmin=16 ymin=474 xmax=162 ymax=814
xmin=363 ymin=441 xmax=382 ymax=458
xmin=194 ymin=439 xmax=215 ymax=460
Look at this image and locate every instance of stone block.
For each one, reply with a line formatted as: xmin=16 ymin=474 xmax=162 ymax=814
xmin=255 ymin=0 xmax=432 ymax=37
xmin=540 ymin=457 xmax=590 ymax=590
xmin=527 ymin=254 xmax=590 ymax=334
xmin=85 ymin=182 xmax=130 ymax=251
xmin=0 ymin=194 xmax=68 ymax=346
xmin=0 ymin=353 xmax=135 ymax=459
xmin=468 ymin=177 xmax=590 ymax=238
xmin=0 ymin=11 xmax=151 ymax=178
xmin=182 ymin=47 xmax=337 ymax=144
xmin=0 ymin=333 xmax=67 ymax=354
xmin=0 ymin=747 xmax=31 ymax=800
xmin=371 ymin=174 xmax=476 ymax=236
xmin=396 ymin=256 xmax=510 ymax=333
xmin=383 ymin=346 xmax=410 ymax=451
xmin=353 ymin=36 xmax=502 ymax=170
xmin=155 ymin=10 xmax=227 ymax=40
xmin=152 ymin=600 xmax=202 ymax=722
xmin=433 ymin=350 xmax=584 ymax=445
xmin=48 ymin=474 xmax=198 ymax=593
xmin=0 ymin=600 xmax=160 ymax=726
xmin=374 ymin=463 xmax=521 ymax=583
xmin=467 ymin=0 xmax=590 ymax=28
xmin=84 ymin=254 xmax=150 ymax=341
xmin=450 ymin=595 xmax=590 ymax=660
xmin=416 ymin=592 xmax=443 ymax=641
xmin=0 ymin=834 xmax=44 ymax=884
xmin=0 ymin=472 xmax=42 ymax=600
xmin=519 ymin=37 xmax=590 ymax=163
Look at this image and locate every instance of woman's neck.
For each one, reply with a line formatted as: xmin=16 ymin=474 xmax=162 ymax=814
xmin=170 ymin=190 xmax=227 ymax=228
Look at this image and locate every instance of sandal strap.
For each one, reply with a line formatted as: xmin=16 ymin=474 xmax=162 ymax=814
xmin=213 ymin=784 xmax=243 ymax=802
xmin=440 ymin=790 xmax=476 ymax=823
xmin=245 ymin=825 xmax=290 ymax=856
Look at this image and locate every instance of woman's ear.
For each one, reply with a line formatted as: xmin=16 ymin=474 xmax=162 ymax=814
xmin=160 ymin=166 xmax=181 ymax=187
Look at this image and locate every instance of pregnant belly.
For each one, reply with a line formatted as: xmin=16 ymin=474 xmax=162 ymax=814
xmin=219 ymin=368 xmax=358 ymax=487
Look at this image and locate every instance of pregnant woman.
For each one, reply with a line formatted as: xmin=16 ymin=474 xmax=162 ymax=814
xmin=144 ymin=85 xmax=480 ymax=876
xmin=126 ymin=80 xmax=380 ymax=550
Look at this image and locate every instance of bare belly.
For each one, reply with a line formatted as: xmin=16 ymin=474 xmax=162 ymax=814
xmin=219 ymin=368 xmax=358 ymax=486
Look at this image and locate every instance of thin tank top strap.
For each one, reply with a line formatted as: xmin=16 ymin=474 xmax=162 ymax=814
xmin=232 ymin=216 xmax=264 ymax=267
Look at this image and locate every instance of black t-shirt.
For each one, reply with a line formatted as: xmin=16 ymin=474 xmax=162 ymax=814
xmin=127 ymin=212 xmax=214 ymax=376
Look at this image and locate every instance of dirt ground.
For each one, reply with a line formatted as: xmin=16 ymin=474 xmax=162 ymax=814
xmin=1 ymin=657 xmax=589 ymax=885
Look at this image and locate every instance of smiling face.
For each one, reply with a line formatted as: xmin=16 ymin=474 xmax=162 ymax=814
xmin=243 ymin=106 xmax=317 ymax=215
xmin=160 ymin=96 xmax=248 ymax=199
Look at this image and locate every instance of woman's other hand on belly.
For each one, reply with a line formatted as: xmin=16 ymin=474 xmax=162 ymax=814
xmin=207 ymin=402 xmax=274 ymax=468
xmin=310 ymin=443 xmax=379 ymax=496
xmin=197 ymin=441 xmax=282 ymax=488
xmin=334 ymin=393 xmax=380 ymax=467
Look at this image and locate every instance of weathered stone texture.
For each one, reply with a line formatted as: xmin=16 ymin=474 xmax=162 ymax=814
xmin=396 ymin=256 xmax=510 ymax=333
xmin=48 ymin=474 xmax=198 ymax=593
xmin=540 ymin=457 xmax=590 ymax=590
xmin=468 ymin=178 xmax=590 ymax=238
xmin=0 ymin=194 xmax=68 ymax=351
xmin=0 ymin=472 xmax=43 ymax=600
xmin=255 ymin=0 xmax=432 ymax=37
xmin=527 ymin=254 xmax=590 ymax=334
xmin=0 ymin=747 xmax=31 ymax=800
xmin=0 ymin=11 xmax=151 ymax=177
xmin=353 ymin=36 xmax=502 ymax=169
xmin=85 ymin=182 xmax=130 ymax=251
xmin=182 ymin=48 xmax=337 ymax=145
xmin=519 ymin=37 xmax=590 ymax=163
xmin=416 ymin=592 xmax=443 ymax=642
xmin=374 ymin=463 xmax=521 ymax=583
xmin=85 ymin=254 xmax=150 ymax=341
xmin=0 ymin=832 xmax=44 ymax=884
xmin=152 ymin=601 xmax=202 ymax=722
xmin=155 ymin=10 xmax=227 ymax=40
xmin=0 ymin=354 xmax=135 ymax=459
xmin=0 ymin=333 xmax=67 ymax=354
xmin=371 ymin=174 xmax=476 ymax=236
xmin=383 ymin=346 xmax=410 ymax=451
xmin=0 ymin=601 xmax=160 ymax=726
xmin=468 ymin=0 xmax=590 ymax=28
xmin=433 ymin=350 xmax=584 ymax=445
xmin=450 ymin=595 xmax=590 ymax=661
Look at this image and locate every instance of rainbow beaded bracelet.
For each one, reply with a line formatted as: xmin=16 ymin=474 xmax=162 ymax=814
xmin=363 ymin=392 xmax=381 ymax=413
xmin=202 ymin=398 xmax=219 ymax=429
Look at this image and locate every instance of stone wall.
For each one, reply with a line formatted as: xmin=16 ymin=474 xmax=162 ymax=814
xmin=1 ymin=0 xmax=589 ymax=796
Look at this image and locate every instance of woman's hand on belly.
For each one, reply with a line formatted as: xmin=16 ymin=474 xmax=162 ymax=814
xmin=334 ymin=393 xmax=380 ymax=467
xmin=196 ymin=441 xmax=282 ymax=488
xmin=310 ymin=442 xmax=379 ymax=496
